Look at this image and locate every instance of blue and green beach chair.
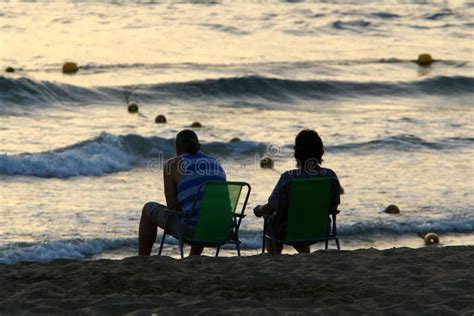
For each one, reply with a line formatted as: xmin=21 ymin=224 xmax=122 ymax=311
xmin=262 ymin=177 xmax=340 ymax=254
xmin=159 ymin=181 xmax=251 ymax=258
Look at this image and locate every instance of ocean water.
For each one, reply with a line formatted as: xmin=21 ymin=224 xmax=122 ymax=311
xmin=1 ymin=0 xmax=473 ymax=264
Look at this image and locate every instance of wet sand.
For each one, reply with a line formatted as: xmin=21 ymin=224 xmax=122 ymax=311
xmin=1 ymin=246 xmax=473 ymax=315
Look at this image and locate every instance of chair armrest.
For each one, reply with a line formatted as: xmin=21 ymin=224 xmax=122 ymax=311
xmin=262 ymin=214 xmax=275 ymax=219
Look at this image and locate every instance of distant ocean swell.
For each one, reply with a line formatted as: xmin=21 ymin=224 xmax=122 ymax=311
xmin=0 ymin=217 xmax=472 ymax=264
xmin=1 ymin=132 xmax=472 ymax=178
xmin=15 ymin=58 xmax=470 ymax=73
xmin=1 ymin=75 xmax=473 ymax=106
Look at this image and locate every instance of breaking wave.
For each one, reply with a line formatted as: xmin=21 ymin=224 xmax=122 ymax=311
xmin=1 ymin=132 xmax=472 ymax=178
xmin=1 ymin=215 xmax=472 ymax=264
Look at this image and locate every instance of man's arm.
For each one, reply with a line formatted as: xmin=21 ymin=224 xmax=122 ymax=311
xmin=163 ymin=158 xmax=180 ymax=211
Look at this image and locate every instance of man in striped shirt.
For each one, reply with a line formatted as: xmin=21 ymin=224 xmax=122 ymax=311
xmin=139 ymin=129 xmax=226 ymax=256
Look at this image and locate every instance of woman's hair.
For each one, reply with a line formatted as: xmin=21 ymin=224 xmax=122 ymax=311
xmin=294 ymin=129 xmax=324 ymax=168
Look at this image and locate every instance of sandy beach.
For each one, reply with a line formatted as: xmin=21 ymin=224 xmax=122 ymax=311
xmin=1 ymin=2 xmax=473 ymax=315
xmin=1 ymin=246 xmax=473 ymax=315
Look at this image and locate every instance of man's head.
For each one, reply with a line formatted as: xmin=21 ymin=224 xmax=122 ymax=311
xmin=175 ymin=129 xmax=201 ymax=155
xmin=294 ymin=129 xmax=324 ymax=169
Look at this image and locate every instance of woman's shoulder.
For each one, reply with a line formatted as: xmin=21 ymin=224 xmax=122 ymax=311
xmin=281 ymin=169 xmax=300 ymax=178
xmin=281 ymin=167 xmax=337 ymax=181
xmin=319 ymin=167 xmax=338 ymax=178
xmin=282 ymin=167 xmax=338 ymax=178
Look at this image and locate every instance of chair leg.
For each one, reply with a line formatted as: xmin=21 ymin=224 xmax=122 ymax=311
xmin=335 ymin=238 xmax=340 ymax=250
xmin=215 ymin=246 xmax=221 ymax=257
xmin=325 ymin=240 xmax=329 ymax=250
xmin=158 ymin=233 xmax=166 ymax=255
xmin=179 ymin=242 xmax=184 ymax=259
xmin=261 ymin=220 xmax=267 ymax=254
xmin=236 ymin=243 xmax=241 ymax=257
xmin=268 ymin=225 xmax=277 ymax=255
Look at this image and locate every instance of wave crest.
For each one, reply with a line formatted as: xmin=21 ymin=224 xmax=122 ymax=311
xmin=328 ymin=134 xmax=474 ymax=152
xmin=2 ymin=75 xmax=473 ymax=107
xmin=0 ymin=132 xmax=267 ymax=178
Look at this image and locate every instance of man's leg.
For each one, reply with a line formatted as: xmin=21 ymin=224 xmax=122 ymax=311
xmin=265 ymin=239 xmax=283 ymax=254
xmin=139 ymin=202 xmax=158 ymax=256
xmin=190 ymin=246 xmax=204 ymax=256
xmin=293 ymin=244 xmax=310 ymax=253
xmin=140 ymin=202 xmax=200 ymax=257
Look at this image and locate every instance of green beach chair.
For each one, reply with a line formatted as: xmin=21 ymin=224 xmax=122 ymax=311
xmin=262 ymin=176 xmax=340 ymax=254
xmin=158 ymin=181 xmax=251 ymax=258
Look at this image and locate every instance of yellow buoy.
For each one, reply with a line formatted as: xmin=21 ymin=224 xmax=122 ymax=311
xmin=127 ymin=102 xmax=139 ymax=113
xmin=155 ymin=114 xmax=167 ymax=123
xmin=190 ymin=122 xmax=202 ymax=128
xmin=424 ymin=233 xmax=439 ymax=245
xmin=229 ymin=137 xmax=241 ymax=143
xmin=260 ymin=157 xmax=274 ymax=169
xmin=417 ymin=54 xmax=433 ymax=66
xmin=384 ymin=204 xmax=400 ymax=214
xmin=5 ymin=67 xmax=15 ymax=73
xmin=62 ymin=62 xmax=79 ymax=74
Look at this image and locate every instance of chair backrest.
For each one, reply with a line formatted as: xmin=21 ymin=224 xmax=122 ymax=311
xmin=286 ymin=177 xmax=334 ymax=242
xmin=191 ymin=181 xmax=249 ymax=242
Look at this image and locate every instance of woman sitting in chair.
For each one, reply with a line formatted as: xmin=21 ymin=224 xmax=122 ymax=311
xmin=254 ymin=129 xmax=341 ymax=254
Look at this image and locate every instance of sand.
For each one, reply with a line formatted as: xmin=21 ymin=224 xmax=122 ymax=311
xmin=1 ymin=246 xmax=473 ymax=315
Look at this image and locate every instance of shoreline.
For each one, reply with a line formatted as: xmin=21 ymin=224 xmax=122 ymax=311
xmin=2 ymin=232 xmax=474 ymax=264
xmin=1 ymin=246 xmax=473 ymax=314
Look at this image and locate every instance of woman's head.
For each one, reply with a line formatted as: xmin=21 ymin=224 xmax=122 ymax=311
xmin=294 ymin=129 xmax=324 ymax=169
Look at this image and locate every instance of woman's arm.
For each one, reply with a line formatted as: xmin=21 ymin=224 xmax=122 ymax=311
xmin=253 ymin=204 xmax=275 ymax=217
xmin=254 ymin=173 xmax=286 ymax=217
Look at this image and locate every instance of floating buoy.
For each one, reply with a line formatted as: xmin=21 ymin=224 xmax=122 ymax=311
xmin=62 ymin=62 xmax=79 ymax=74
xmin=5 ymin=67 xmax=15 ymax=73
xmin=424 ymin=233 xmax=439 ymax=245
xmin=230 ymin=137 xmax=241 ymax=143
xmin=155 ymin=114 xmax=167 ymax=123
xmin=260 ymin=157 xmax=274 ymax=169
xmin=190 ymin=121 xmax=202 ymax=128
xmin=127 ymin=102 xmax=139 ymax=113
xmin=384 ymin=204 xmax=400 ymax=214
xmin=417 ymin=54 xmax=433 ymax=66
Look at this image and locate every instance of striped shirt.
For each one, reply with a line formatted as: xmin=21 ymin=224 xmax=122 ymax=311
xmin=177 ymin=152 xmax=226 ymax=222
